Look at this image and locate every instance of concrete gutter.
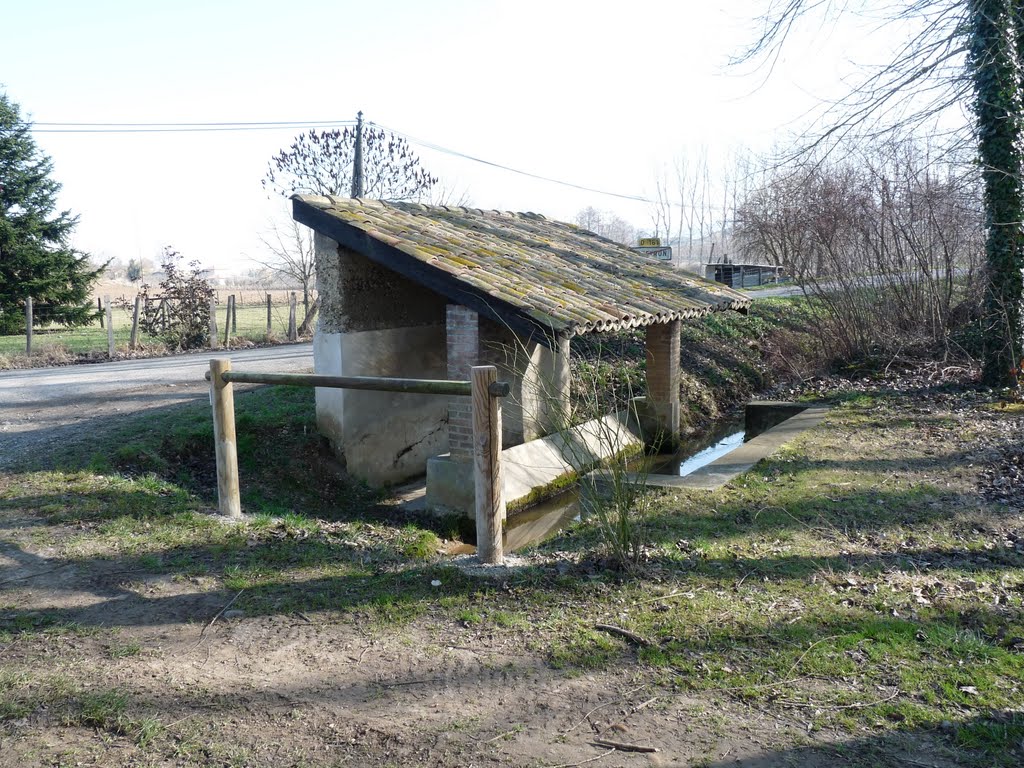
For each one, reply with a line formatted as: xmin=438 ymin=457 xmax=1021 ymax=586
xmin=638 ymin=404 xmax=830 ymax=491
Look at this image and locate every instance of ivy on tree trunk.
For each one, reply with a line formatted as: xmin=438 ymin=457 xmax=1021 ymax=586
xmin=971 ymin=0 xmax=1024 ymax=386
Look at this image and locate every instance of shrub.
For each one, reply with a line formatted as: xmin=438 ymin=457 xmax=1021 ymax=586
xmin=131 ymin=248 xmax=214 ymax=350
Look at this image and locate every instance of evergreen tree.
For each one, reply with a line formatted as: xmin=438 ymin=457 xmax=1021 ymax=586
xmin=0 ymin=92 xmax=101 ymax=334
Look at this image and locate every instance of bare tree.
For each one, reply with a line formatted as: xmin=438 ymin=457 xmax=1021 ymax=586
xmin=263 ymin=125 xmax=438 ymax=201
xmin=254 ymin=219 xmax=317 ymax=316
xmin=573 ymin=207 xmax=639 ymax=245
xmin=736 ymin=0 xmax=1024 ymax=385
xmin=735 ymin=137 xmax=984 ymax=361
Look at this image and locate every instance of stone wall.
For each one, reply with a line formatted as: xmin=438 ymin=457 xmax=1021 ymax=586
xmin=313 ymin=234 xmax=449 ymax=485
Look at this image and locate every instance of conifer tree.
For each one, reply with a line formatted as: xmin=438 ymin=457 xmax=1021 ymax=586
xmin=0 ymin=92 xmax=101 ymax=334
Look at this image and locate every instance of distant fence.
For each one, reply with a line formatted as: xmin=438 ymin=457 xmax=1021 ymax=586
xmin=10 ymin=292 xmax=315 ymax=359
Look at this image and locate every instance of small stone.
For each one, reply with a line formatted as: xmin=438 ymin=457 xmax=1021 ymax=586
xmin=223 ymin=609 xmax=245 ymax=619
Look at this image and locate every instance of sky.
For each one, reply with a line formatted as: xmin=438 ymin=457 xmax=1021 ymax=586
xmin=1 ymin=0 xmax=935 ymax=273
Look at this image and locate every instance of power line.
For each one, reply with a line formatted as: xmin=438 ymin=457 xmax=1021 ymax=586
xmin=24 ymin=113 xmax=661 ymax=206
xmin=29 ymin=119 xmax=357 ymax=133
xmin=371 ymin=121 xmax=659 ymax=205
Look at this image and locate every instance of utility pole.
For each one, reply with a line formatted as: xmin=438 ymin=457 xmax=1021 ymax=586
xmin=351 ymin=110 xmax=364 ymax=198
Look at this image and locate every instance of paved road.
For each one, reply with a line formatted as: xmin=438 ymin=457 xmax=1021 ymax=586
xmin=0 ymin=343 xmax=313 ymax=467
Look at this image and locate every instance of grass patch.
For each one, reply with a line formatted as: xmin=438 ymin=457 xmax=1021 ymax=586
xmin=2 ymin=357 xmax=1023 ymax=765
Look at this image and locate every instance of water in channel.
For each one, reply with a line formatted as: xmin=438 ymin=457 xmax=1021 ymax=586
xmin=482 ymin=416 xmax=750 ymax=554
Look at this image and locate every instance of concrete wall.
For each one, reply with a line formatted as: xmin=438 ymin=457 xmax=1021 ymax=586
xmin=313 ymin=234 xmax=449 ymax=486
xmin=479 ymin=317 xmax=570 ymax=447
xmin=427 ymin=312 xmax=572 ymax=517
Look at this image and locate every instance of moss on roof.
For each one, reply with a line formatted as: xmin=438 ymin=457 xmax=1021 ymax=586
xmin=293 ymin=196 xmax=751 ymax=337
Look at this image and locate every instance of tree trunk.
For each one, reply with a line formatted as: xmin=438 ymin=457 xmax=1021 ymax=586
xmin=297 ymin=296 xmax=320 ymax=337
xmin=971 ymin=0 xmax=1024 ymax=386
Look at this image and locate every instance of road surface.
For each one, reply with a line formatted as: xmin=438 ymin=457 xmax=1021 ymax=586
xmin=0 ymin=343 xmax=313 ymax=468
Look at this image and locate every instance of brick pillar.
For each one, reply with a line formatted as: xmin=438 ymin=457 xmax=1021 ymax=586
xmin=645 ymin=320 xmax=681 ymax=441
xmin=447 ymin=304 xmax=479 ymax=460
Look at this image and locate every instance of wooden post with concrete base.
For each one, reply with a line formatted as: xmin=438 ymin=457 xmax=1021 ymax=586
xmin=209 ymin=358 xmax=242 ymax=518
xmin=472 ymin=365 xmax=504 ymax=564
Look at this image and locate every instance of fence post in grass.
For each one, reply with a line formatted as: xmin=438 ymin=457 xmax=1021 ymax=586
xmin=472 ymin=365 xmax=504 ymax=565
xmin=209 ymin=358 xmax=242 ymax=519
xmin=129 ymin=295 xmax=141 ymax=351
xmin=266 ymin=293 xmax=272 ymax=335
xmin=230 ymin=294 xmax=237 ymax=335
xmin=97 ymin=297 xmax=104 ymax=328
xmin=209 ymin=295 xmax=218 ymax=349
xmin=105 ymin=296 xmax=114 ymax=358
xmin=24 ymin=296 xmax=32 ymax=357
xmin=288 ymin=292 xmax=297 ymax=341
xmin=223 ymin=295 xmax=231 ymax=347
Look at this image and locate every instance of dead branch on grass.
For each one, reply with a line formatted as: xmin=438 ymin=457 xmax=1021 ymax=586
xmin=594 ymin=623 xmax=653 ymax=648
xmin=184 ymin=589 xmax=244 ymax=654
xmin=591 ymin=738 xmax=659 ymax=753
xmin=775 ymin=688 xmax=900 ymax=710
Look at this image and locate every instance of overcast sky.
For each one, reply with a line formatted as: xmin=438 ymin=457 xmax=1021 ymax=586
xmin=2 ymin=0 xmax=920 ymax=272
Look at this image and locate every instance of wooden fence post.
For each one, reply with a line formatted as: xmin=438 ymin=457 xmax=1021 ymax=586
xmin=209 ymin=359 xmax=242 ymax=518
xmin=24 ymin=297 xmax=32 ymax=357
xmin=472 ymin=365 xmax=504 ymax=564
xmin=223 ymin=296 xmax=231 ymax=346
xmin=230 ymin=294 xmax=237 ymax=335
xmin=287 ymin=292 xmax=297 ymax=341
xmin=129 ymin=295 xmax=141 ymax=350
xmin=209 ymin=295 xmax=218 ymax=349
xmin=105 ymin=296 xmax=114 ymax=358
xmin=266 ymin=293 xmax=272 ymax=335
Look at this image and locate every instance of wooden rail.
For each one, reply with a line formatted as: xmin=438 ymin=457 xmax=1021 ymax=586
xmin=207 ymin=359 xmax=509 ymax=564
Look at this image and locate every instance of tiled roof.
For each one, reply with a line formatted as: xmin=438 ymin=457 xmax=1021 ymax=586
xmin=292 ymin=196 xmax=751 ymax=338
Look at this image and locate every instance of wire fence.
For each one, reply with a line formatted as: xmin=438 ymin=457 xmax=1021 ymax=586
xmin=0 ymin=292 xmax=316 ymax=363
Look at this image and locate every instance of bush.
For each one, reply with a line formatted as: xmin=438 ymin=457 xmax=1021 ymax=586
xmin=131 ymin=248 xmax=214 ymax=350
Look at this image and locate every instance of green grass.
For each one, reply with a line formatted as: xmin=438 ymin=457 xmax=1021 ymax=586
xmin=1 ymin=331 xmax=1021 ymax=764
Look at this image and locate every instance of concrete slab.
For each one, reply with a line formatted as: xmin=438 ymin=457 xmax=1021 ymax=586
xmin=426 ymin=411 xmax=643 ymax=516
xmin=502 ymin=412 xmax=642 ymax=509
xmin=638 ymin=405 xmax=829 ymax=491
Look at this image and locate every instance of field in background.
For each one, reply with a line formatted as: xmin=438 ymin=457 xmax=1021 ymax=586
xmin=0 ymin=291 xmax=314 ymax=367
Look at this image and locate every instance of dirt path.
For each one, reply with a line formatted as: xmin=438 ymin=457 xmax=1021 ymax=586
xmin=0 ymin=557 xmax=941 ymax=768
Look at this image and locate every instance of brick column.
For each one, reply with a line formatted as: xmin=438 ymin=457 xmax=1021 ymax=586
xmin=447 ymin=304 xmax=479 ymax=460
xmin=645 ymin=320 xmax=681 ymax=441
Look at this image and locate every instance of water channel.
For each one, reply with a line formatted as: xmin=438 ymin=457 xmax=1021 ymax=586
xmin=494 ymin=416 xmax=741 ymax=552
xmin=448 ymin=405 xmax=804 ymax=555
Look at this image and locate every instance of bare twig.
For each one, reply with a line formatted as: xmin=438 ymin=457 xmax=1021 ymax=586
xmin=776 ymin=688 xmax=900 ymax=710
xmin=549 ymin=750 xmax=614 ymax=768
xmin=592 ymin=738 xmax=659 ymax=753
xmin=0 ymin=637 xmax=20 ymax=659
xmin=562 ymin=685 xmax=647 ymax=734
xmin=785 ymin=635 xmax=840 ymax=679
xmin=634 ymin=590 xmax=697 ymax=605
xmin=484 ymin=727 xmax=521 ymax=743
xmin=376 ymin=678 xmax=442 ymax=688
xmin=185 ymin=589 xmax=244 ymax=654
xmin=594 ymin=623 xmax=652 ymax=648
xmin=0 ymin=564 xmax=72 ymax=586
